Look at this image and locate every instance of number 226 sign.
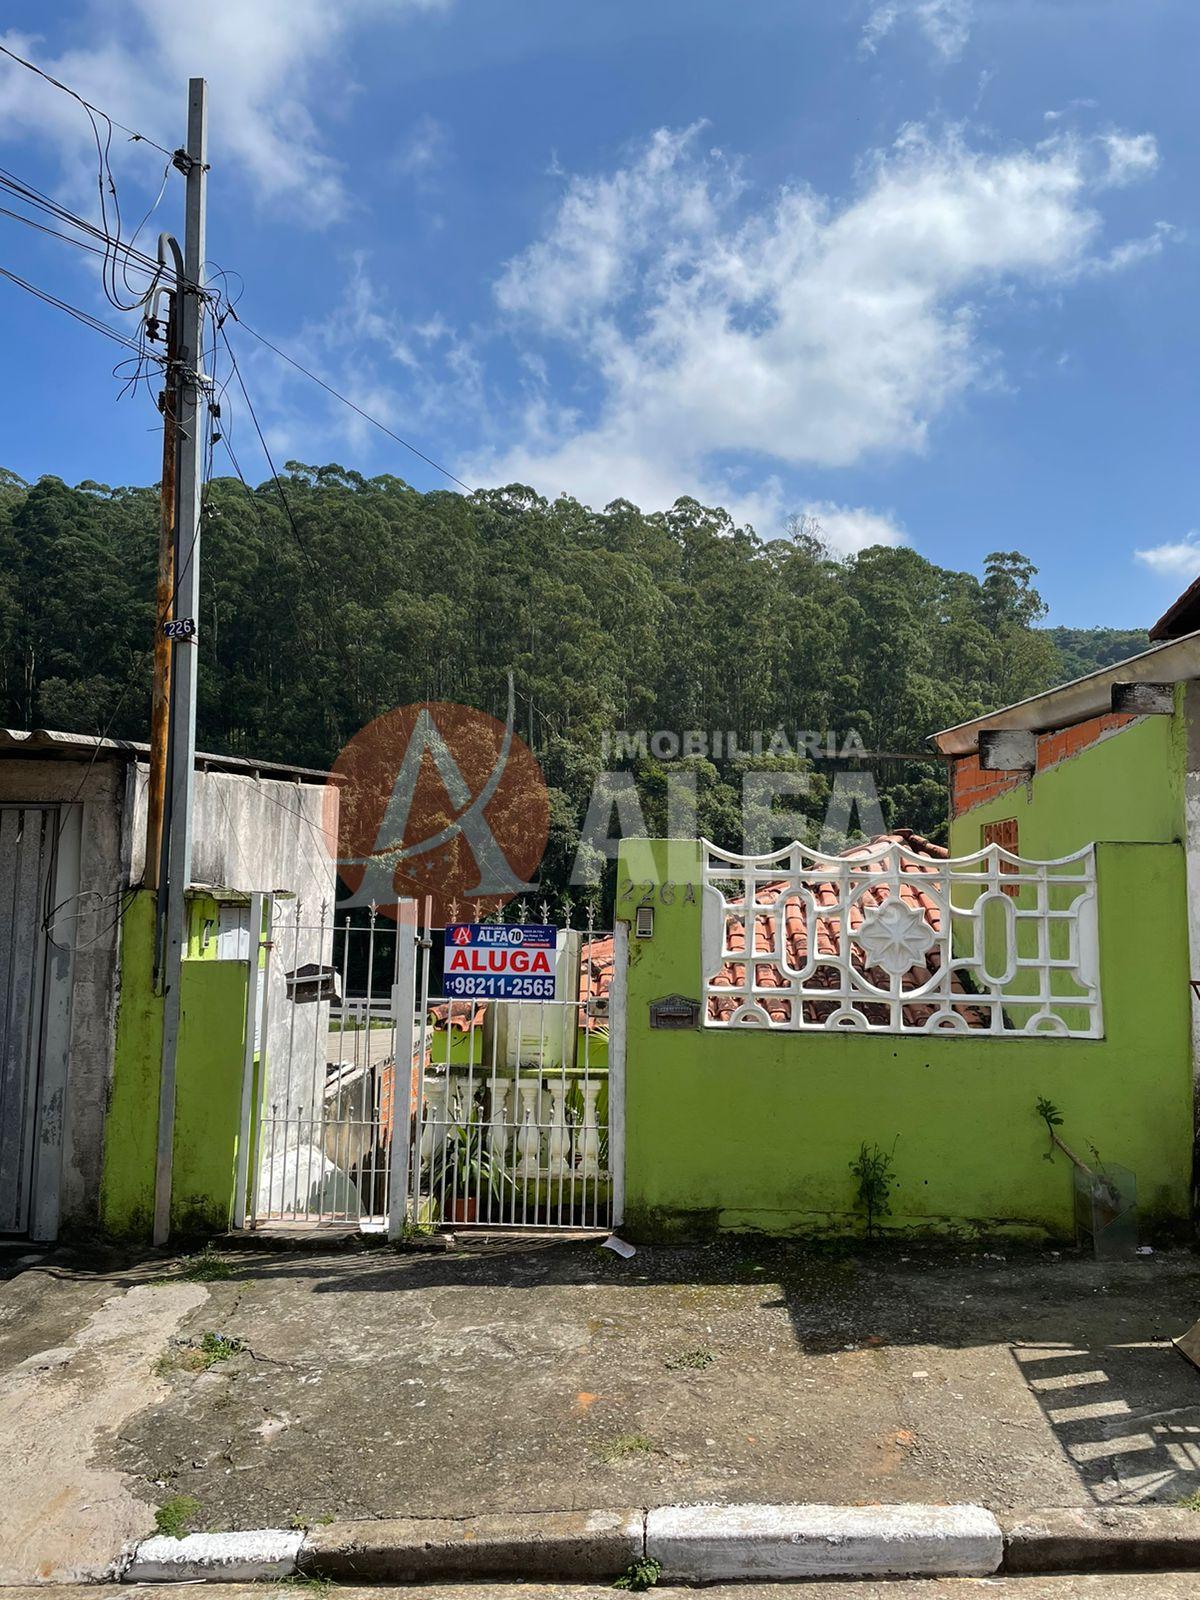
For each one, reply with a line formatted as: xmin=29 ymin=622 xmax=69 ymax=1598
xmin=443 ymin=924 xmax=558 ymax=1001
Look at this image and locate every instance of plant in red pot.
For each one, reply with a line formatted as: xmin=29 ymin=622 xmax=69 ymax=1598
xmin=428 ymin=1115 xmax=512 ymax=1225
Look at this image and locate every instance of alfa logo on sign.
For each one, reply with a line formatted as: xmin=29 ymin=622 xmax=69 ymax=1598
xmin=443 ymin=924 xmax=558 ymax=1001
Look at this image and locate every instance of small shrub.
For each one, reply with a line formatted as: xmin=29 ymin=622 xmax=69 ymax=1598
xmin=154 ymin=1495 xmax=200 ymax=1539
xmin=614 ymin=1556 xmax=662 ymax=1591
xmin=850 ymin=1139 xmax=898 ymax=1238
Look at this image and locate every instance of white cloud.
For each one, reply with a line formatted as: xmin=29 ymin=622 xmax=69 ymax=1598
xmin=1044 ymin=98 xmax=1099 ymax=124
xmin=1099 ymin=131 xmax=1159 ymax=188
xmin=472 ymin=121 xmax=1163 ymax=534
xmin=1135 ymin=534 xmax=1200 ymax=580
xmin=0 ymin=1 xmax=450 ymax=221
xmin=395 ymin=114 xmax=450 ymax=183
xmin=1087 ymin=220 xmax=1175 ymax=275
xmin=862 ymin=0 xmax=973 ymax=63
xmin=802 ymin=501 xmax=907 ymax=556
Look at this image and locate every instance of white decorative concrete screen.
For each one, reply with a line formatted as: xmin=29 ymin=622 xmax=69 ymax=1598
xmin=701 ymin=836 xmax=1101 ymax=1036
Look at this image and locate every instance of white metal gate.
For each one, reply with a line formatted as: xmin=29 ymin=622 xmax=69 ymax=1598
xmin=249 ymin=897 xmax=625 ymax=1235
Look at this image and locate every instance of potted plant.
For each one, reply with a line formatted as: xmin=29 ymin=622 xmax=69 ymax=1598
xmin=427 ymin=1116 xmax=512 ymax=1224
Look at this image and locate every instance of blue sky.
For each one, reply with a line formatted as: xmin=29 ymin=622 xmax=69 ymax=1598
xmin=0 ymin=0 xmax=1196 ymax=627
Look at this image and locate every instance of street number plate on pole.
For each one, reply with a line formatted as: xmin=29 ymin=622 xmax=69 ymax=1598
xmin=162 ymin=617 xmax=196 ymax=640
xmin=443 ymin=923 xmax=558 ymax=1000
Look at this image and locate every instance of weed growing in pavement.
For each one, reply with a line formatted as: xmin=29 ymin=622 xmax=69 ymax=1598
xmin=181 ymin=1245 xmax=235 ymax=1281
xmin=596 ymin=1432 xmax=654 ymax=1463
xmin=665 ymin=1347 xmax=714 ymax=1370
xmin=288 ymin=1514 xmax=335 ymax=1530
xmin=1179 ymin=1491 xmax=1200 ymax=1511
xmin=613 ymin=1556 xmax=662 ymax=1591
xmin=158 ymin=1331 xmax=244 ymax=1374
xmin=154 ymin=1495 xmax=201 ymax=1539
xmin=850 ymin=1139 xmax=898 ymax=1238
xmin=273 ymin=1578 xmax=334 ymax=1595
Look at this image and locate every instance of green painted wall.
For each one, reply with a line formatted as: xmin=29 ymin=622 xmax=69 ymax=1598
xmin=950 ymin=710 xmax=1186 ymax=859
xmin=616 ymin=837 xmax=1192 ymax=1240
xmin=100 ymin=890 xmax=162 ymax=1239
xmin=173 ymin=958 xmax=249 ymax=1232
xmin=101 ymin=888 xmax=252 ymax=1239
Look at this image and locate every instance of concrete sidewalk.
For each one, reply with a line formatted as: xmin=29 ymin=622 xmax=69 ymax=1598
xmin=12 ymin=1583 xmax=1200 ymax=1600
xmin=4 ymin=1236 xmax=1200 ymax=1579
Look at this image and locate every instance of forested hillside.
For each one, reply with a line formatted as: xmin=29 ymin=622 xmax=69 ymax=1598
xmin=1045 ymin=625 xmax=1150 ymax=680
xmin=0 ymin=463 xmax=1132 ymax=887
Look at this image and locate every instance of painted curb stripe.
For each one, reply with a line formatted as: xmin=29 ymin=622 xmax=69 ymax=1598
xmin=123 ymin=1528 xmax=303 ymax=1582
xmin=646 ymin=1503 xmax=1003 ymax=1581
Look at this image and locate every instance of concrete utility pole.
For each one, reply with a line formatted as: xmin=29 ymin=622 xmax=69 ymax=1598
xmin=153 ymin=78 xmax=208 ymax=1247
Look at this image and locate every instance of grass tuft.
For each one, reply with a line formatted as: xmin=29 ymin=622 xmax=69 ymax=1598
xmin=596 ymin=1432 xmax=654 ymax=1464
xmin=154 ymin=1495 xmax=200 ymax=1540
xmin=665 ymin=1346 xmax=714 ymax=1370
xmin=180 ymin=1245 xmax=235 ymax=1282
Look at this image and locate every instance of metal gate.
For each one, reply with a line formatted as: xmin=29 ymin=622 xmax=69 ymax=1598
xmin=0 ymin=804 xmax=79 ymax=1237
xmin=249 ymin=898 xmax=625 ymax=1235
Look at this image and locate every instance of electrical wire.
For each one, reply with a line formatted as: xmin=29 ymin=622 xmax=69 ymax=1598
xmin=0 ymin=261 xmax=160 ymax=355
xmin=0 ymin=200 xmax=157 ymax=276
xmin=1 ymin=48 xmax=466 ymax=492
xmin=0 ymin=42 xmax=175 ymax=157
xmin=0 ymin=166 xmax=163 ymax=275
xmin=224 ymin=313 xmax=474 ymax=493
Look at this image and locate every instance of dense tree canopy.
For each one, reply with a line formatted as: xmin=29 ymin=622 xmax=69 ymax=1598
xmin=0 ymin=463 xmax=1137 ymax=907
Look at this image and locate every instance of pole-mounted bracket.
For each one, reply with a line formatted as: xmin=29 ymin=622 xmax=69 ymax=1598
xmin=171 ymin=147 xmax=210 ymax=178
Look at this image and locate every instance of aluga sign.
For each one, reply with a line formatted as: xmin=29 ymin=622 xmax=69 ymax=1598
xmin=443 ymin=923 xmax=558 ymax=1000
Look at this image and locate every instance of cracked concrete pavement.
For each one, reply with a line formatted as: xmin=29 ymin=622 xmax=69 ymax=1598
xmin=4 ymin=1235 xmax=1200 ymax=1575
xmin=0 ymin=1246 xmax=207 ymax=1582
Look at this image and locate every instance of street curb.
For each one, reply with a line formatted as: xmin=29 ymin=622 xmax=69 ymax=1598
xmin=298 ymin=1508 xmax=644 ymax=1582
xmin=1001 ymin=1507 xmax=1200 ymax=1573
xmin=646 ymin=1503 xmax=1002 ymax=1581
xmin=121 ymin=1529 xmax=304 ymax=1582
xmin=117 ymin=1503 xmax=1200 ymax=1583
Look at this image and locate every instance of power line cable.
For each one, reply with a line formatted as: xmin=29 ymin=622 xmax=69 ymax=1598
xmin=1 ymin=48 xmax=466 ymax=493
xmin=225 ymin=313 xmax=474 ymax=493
xmin=0 ymin=165 xmax=163 ymax=274
xmin=0 ymin=42 xmax=174 ymax=158
xmin=0 ymin=260 xmax=160 ymax=354
xmin=0 ymin=200 xmax=157 ymax=275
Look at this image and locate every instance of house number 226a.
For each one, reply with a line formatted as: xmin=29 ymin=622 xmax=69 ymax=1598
xmin=618 ymin=879 xmax=696 ymax=906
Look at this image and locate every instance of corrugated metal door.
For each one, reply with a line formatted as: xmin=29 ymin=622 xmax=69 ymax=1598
xmin=0 ymin=806 xmax=58 ymax=1233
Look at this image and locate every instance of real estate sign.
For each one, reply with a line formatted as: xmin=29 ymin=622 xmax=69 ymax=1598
xmin=443 ymin=923 xmax=558 ymax=1000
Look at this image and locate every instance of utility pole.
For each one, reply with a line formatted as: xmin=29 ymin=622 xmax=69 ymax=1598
xmin=153 ymin=77 xmax=208 ymax=1247
xmin=143 ymin=257 xmax=180 ymax=898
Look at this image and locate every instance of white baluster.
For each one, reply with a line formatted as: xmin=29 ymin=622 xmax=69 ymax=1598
xmin=489 ymin=1082 xmax=510 ymax=1165
xmin=546 ymin=1080 xmax=569 ymax=1178
xmin=517 ymin=1080 xmax=542 ymax=1179
xmin=580 ymin=1081 xmax=602 ymax=1177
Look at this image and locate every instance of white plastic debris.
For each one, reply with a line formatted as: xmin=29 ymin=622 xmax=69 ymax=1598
xmin=602 ymin=1234 xmax=636 ymax=1258
xmin=1136 ymin=1245 xmax=1154 ymax=1255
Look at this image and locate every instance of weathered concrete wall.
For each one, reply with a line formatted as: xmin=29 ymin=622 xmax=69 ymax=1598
xmin=0 ymin=756 xmax=131 ymax=1230
xmin=127 ymin=763 xmax=339 ymax=1117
